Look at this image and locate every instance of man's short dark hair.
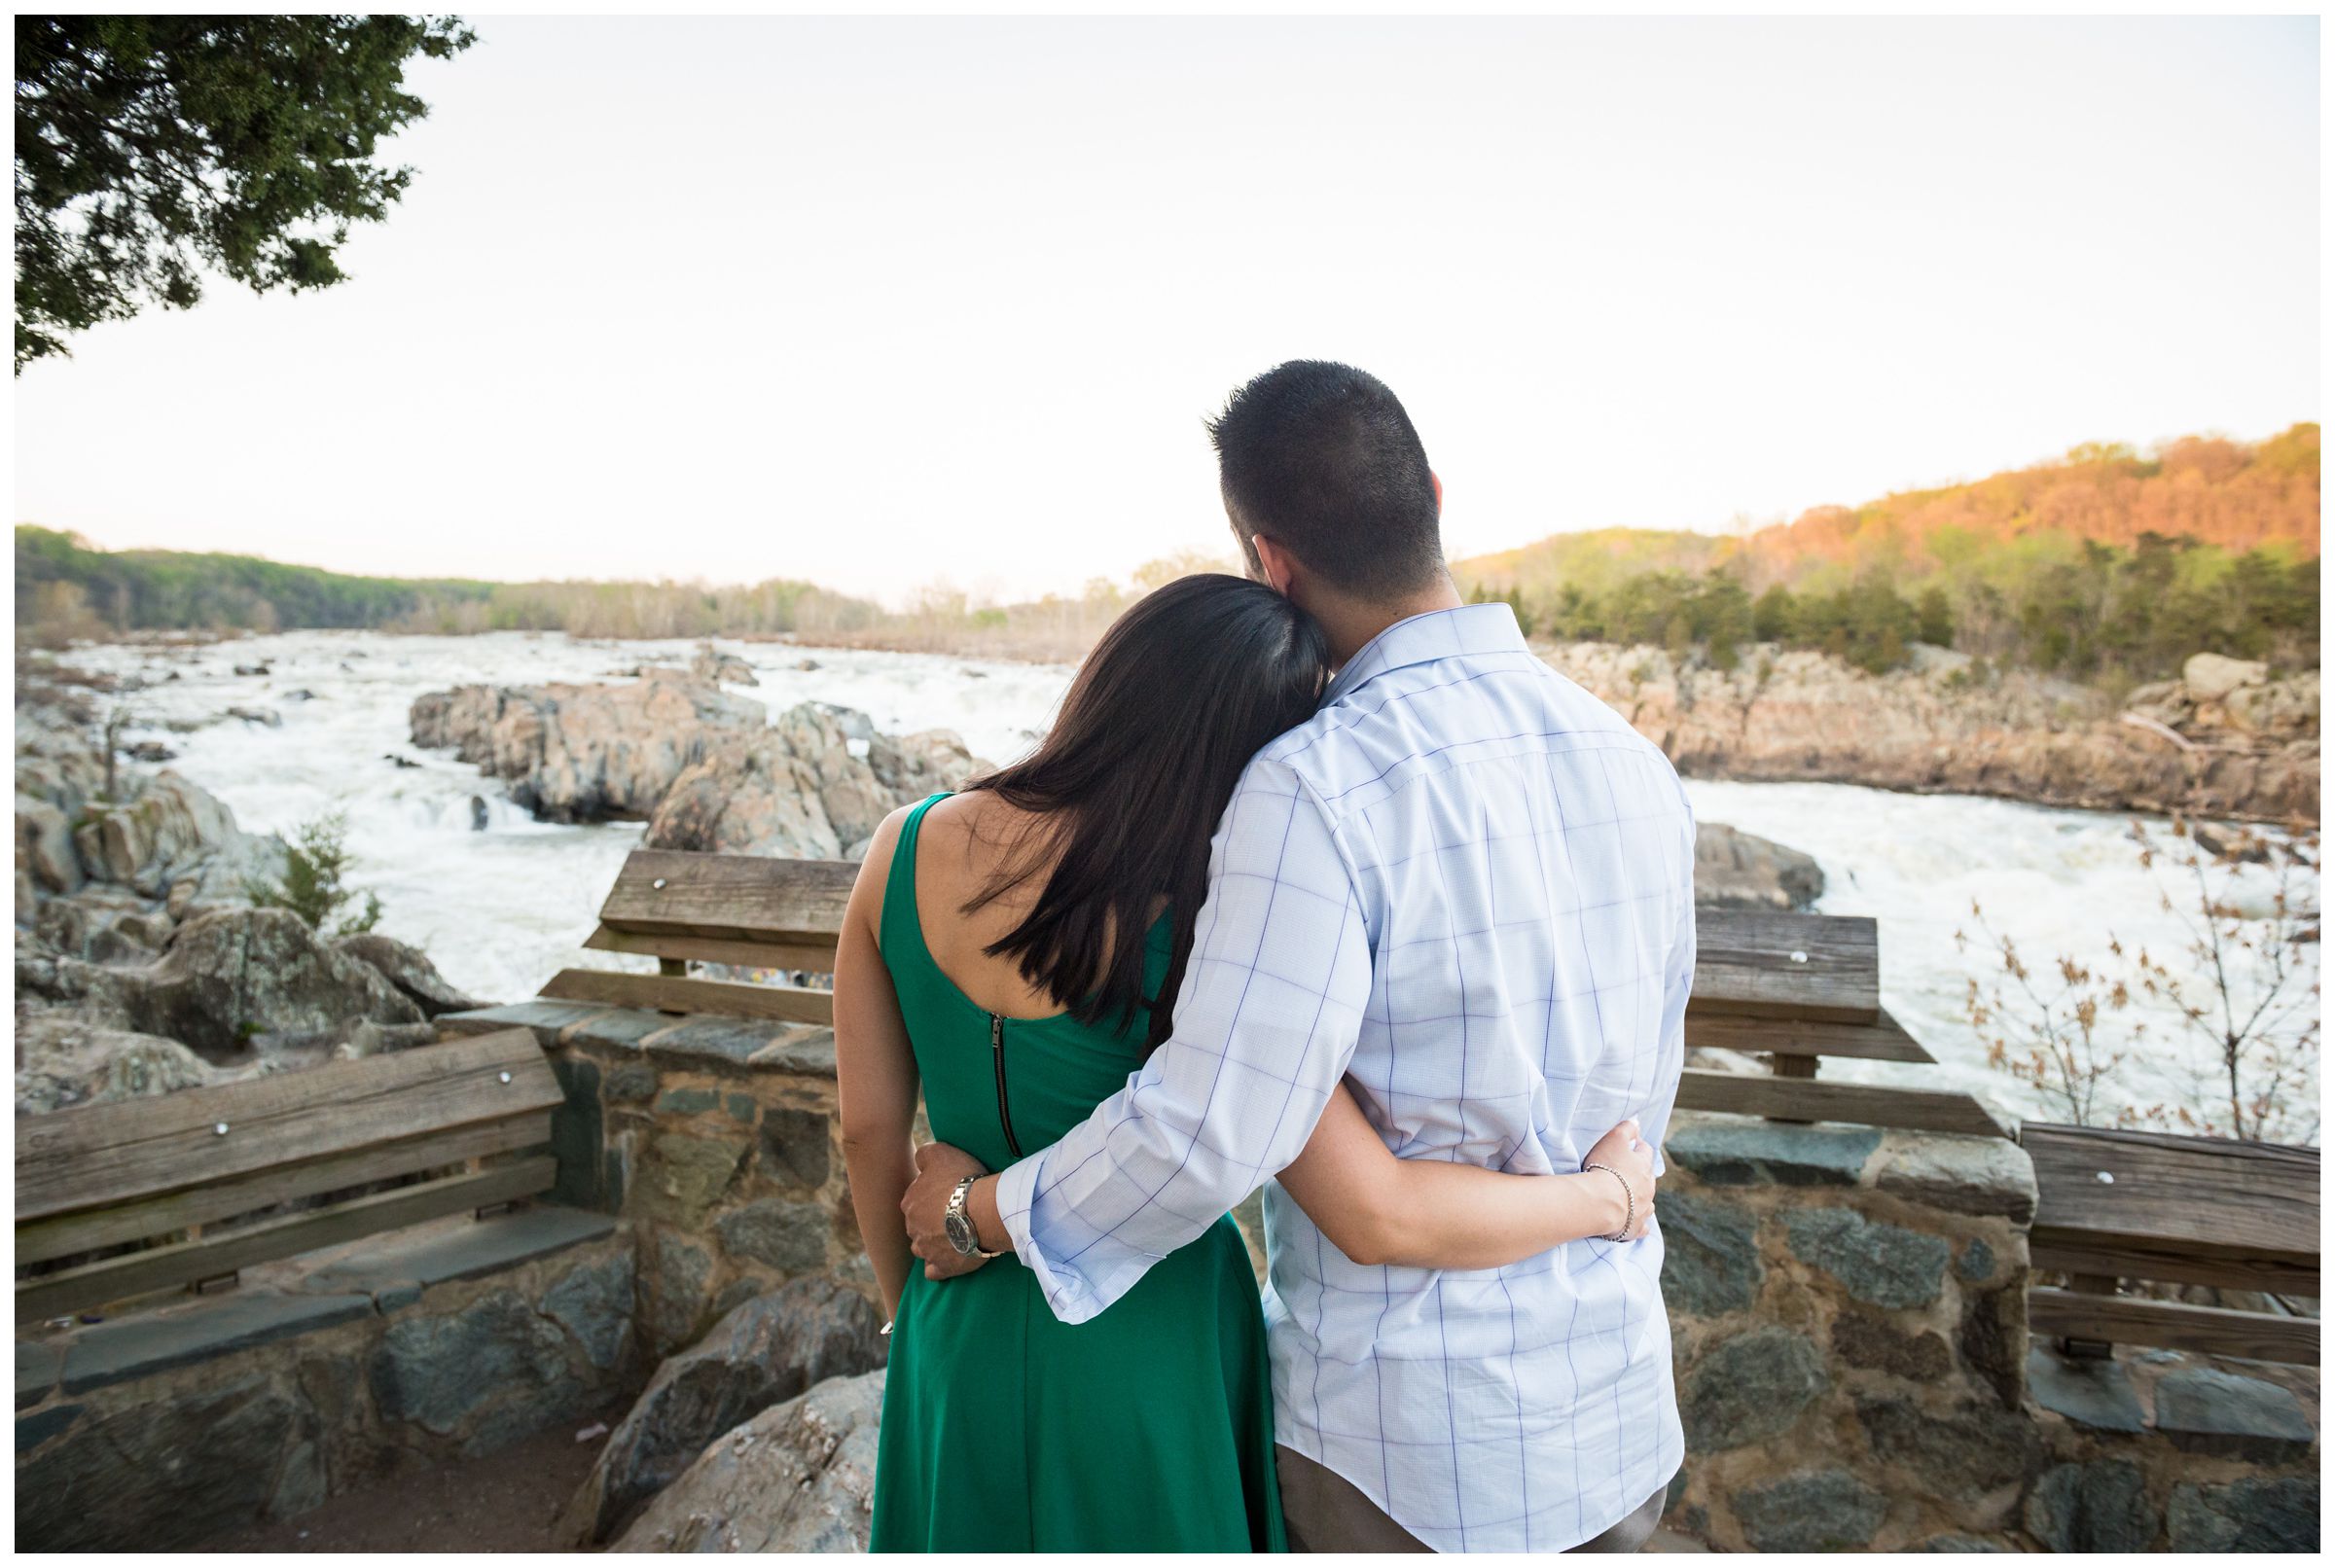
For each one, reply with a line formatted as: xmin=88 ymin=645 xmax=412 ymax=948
xmin=1206 ymin=360 xmax=1445 ymax=600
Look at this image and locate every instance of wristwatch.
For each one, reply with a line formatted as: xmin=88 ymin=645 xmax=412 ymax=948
xmin=943 ymin=1174 xmax=1002 ymax=1260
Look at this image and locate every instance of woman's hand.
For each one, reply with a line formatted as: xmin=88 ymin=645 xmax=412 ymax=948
xmin=1277 ymin=1087 xmax=1670 ymax=1270
xmin=1581 ymin=1119 xmax=1657 ymax=1240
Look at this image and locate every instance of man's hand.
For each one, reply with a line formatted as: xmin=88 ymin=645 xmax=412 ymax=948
xmin=902 ymin=1142 xmax=990 ymax=1280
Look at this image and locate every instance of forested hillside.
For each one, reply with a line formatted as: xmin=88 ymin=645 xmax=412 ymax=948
xmin=14 ymin=526 xmax=879 ymax=643
xmin=1455 ymin=425 xmax=2320 ymax=680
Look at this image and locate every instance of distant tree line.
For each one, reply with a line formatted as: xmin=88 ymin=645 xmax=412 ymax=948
xmin=1474 ymin=570 xmax=1941 ymax=676
xmin=14 ymin=526 xmax=878 ymax=645
xmin=1472 ymin=532 xmax=2317 ymax=683
xmin=12 ymin=525 xmax=1232 ymax=662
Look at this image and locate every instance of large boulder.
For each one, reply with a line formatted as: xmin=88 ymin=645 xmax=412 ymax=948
xmin=107 ymin=907 xmax=426 ymax=1062
xmin=413 ymin=664 xmax=990 ymax=859
xmin=691 ymin=643 xmax=759 ymax=686
xmin=644 ymin=706 xmax=987 ymax=859
xmin=14 ymin=761 xmax=287 ymax=905
xmin=333 ymin=932 xmax=487 ymax=1017
xmin=609 ymin=1370 xmax=885 ymax=1553
xmin=32 ymin=892 xmax=173 ymax=963
xmin=13 ymin=700 xmax=109 ymax=822
xmin=562 ymin=1277 xmax=887 ymax=1546
xmin=2223 ymin=671 xmax=2319 ymax=737
xmin=1694 ymin=823 xmax=1825 ymax=911
xmin=410 ymin=669 xmax=769 ymax=823
xmin=17 ymin=794 xmax=83 ymax=894
xmin=649 ymin=744 xmax=842 ymax=859
xmin=15 ymin=1014 xmax=230 ymax=1115
xmin=2183 ymin=652 xmax=2269 ymax=704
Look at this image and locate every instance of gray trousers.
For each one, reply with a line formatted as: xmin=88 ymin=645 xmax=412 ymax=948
xmin=1277 ymin=1444 xmax=1670 ymax=1554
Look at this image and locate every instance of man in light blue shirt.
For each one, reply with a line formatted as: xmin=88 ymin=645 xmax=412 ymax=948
xmin=906 ymin=361 xmax=1694 ymax=1552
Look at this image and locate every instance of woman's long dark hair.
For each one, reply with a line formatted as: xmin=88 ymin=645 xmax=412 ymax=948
xmin=958 ymin=573 xmax=1331 ymax=1049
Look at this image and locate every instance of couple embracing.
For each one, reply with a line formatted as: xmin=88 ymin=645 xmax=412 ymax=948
xmin=836 ymin=361 xmax=1694 ymax=1553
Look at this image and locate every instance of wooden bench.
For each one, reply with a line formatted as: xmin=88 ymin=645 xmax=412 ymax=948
xmin=536 ymin=853 xmax=2007 ymax=1140
xmin=540 ymin=848 xmax=851 ymax=1016
xmin=2022 ymin=1123 xmax=2319 ymax=1366
xmin=14 ymin=1027 xmax=560 ymax=1325
xmin=1675 ymin=909 xmax=2007 ymax=1138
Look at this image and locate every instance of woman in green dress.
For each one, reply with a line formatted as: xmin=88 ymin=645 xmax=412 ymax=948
xmin=835 ymin=575 xmax=1659 ymax=1553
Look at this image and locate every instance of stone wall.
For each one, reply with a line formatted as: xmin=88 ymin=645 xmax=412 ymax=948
xmin=438 ymin=999 xmax=867 ymax=1360
xmin=16 ymin=1209 xmax=637 ymax=1552
xmin=1657 ymin=1112 xmax=2042 ymax=1550
xmin=1655 ymin=1111 xmax=2319 ymax=1552
xmin=2025 ymin=1344 xmax=2318 ymax=1551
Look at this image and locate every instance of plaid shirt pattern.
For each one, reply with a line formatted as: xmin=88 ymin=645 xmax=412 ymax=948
xmin=995 ymin=602 xmax=1695 ymax=1550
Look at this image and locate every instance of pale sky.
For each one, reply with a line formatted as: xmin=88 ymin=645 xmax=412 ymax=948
xmin=12 ymin=15 xmax=2319 ymax=608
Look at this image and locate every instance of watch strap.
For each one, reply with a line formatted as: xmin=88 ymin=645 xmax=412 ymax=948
xmin=948 ymin=1174 xmax=1004 ymax=1260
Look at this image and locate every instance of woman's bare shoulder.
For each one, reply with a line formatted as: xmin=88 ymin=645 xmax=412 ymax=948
xmin=847 ymin=803 xmax=920 ymax=923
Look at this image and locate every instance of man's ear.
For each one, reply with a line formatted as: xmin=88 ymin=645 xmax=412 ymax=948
xmin=1249 ymin=535 xmax=1300 ymax=598
xmin=1430 ymin=470 xmax=1443 ymax=513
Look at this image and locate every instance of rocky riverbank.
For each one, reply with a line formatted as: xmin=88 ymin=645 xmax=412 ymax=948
xmin=411 ymin=663 xmax=985 ymax=858
xmin=14 ymin=659 xmax=485 ymax=1114
xmin=1545 ymin=643 xmax=2318 ymax=825
xmin=411 ymin=657 xmax=1830 ymax=907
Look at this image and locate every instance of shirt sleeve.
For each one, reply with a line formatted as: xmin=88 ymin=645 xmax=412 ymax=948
xmin=1637 ymin=782 xmax=1697 ymax=1177
xmin=992 ymin=754 xmax=1373 ymax=1325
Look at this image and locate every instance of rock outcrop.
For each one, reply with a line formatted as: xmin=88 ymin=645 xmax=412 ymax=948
xmin=609 ymin=1371 xmax=885 ymax=1553
xmin=1695 ymin=823 xmax=1825 ymax=912
xmin=409 ymin=668 xmax=766 ymax=823
xmin=18 ymin=908 xmax=430 ymax=1064
xmin=413 ymin=670 xmax=986 ymax=859
xmin=14 ymin=1015 xmax=231 ymax=1115
xmin=1544 ymin=642 xmax=2317 ymax=824
xmin=562 ymin=1277 xmax=887 ymax=1546
xmin=332 ymin=932 xmax=487 ymax=1018
xmin=16 ymin=667 xmax=479 ymax=1108
xmin=691 ymin=643 xmax=759 ymax=687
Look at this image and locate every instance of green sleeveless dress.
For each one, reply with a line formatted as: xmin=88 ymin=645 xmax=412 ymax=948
xmin=869 ymin=795 xmax=1285 ymax=1553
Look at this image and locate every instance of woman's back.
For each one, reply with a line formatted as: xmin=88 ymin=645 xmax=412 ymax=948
xmin=878 ymin=790 xmax=1172 ymax=1171
xmin=867 ymin=791 xmax=1282 ymax=1552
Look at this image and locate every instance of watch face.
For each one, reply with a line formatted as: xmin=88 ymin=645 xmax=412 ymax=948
xmin=944 ymin=1208 xmax=977 ymax=1256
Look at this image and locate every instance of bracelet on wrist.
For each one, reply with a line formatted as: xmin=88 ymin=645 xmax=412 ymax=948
xmin=1582 ymin=1160 xmax=1635 ymax=1241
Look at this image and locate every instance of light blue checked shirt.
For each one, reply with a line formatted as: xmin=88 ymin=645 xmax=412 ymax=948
xmin=994 ymin=602 xmax=1694 ymax=1552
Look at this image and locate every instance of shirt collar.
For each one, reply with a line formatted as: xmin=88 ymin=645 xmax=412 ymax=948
xmin=1322 ymin=601 xmax=1528 ymax=706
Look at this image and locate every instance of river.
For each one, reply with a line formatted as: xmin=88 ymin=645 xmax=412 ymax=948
xmin=61 ymin=629 xmax=2318 ymax=1135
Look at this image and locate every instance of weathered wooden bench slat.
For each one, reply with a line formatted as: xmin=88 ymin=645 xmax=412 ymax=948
xmin=583 ymin=923 xmax=840 ymax=974
xmin=2028 ymin=1286 xmax=2319 ymax=1366
xmin=14 ymin=1029 xmax=555 ymax=1223
xmin=15 ymin=1158 xmax=557 ymax=1326
xmin=1684 ymin=1008 xmax=1934 ymax=1064
xmin=598 ymin=850 xmax=855 ymax=944
xmin=14 ymin=1112 xmax=553 ymax=1268
xmin=2031 ymin=1235 xmax=2319 ymax=1298
xmin=541 ymin=968 xmax=835 ymax=1026
xmin=1673 ymin=1067 xmax=2012 ymax=1139
xmin=2023 ymin=1123 xmax=2319 ymax=1262
xmin=1688 ymin=910 xmax=1879 ymax=1023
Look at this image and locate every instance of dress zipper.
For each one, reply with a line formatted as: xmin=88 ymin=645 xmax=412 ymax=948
xmin=990 ymin=1013 xmax=1024 ymax=1158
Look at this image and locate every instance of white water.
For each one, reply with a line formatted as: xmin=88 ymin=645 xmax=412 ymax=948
xmin=58 ymin=629 xmax=2317 ymax=1133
